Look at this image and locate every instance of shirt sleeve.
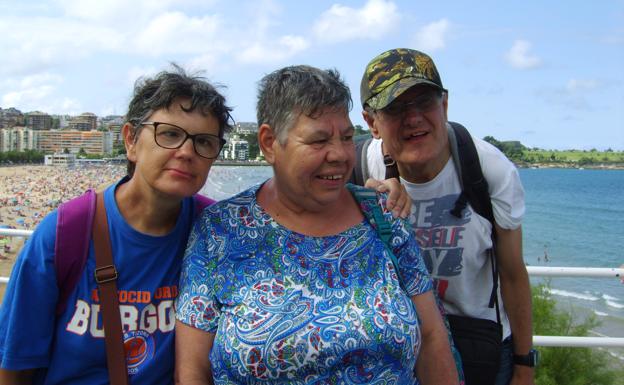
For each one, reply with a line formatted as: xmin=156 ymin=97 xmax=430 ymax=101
xmin=377 ymin=193 xmax=433 ymax=297
xmin=475 ymin=137 xmax=526 ymax=229
xmin=175 ymin=208 xmax=222 ymax=332
xmin=0 ymin=212 xmax=59 ymax=370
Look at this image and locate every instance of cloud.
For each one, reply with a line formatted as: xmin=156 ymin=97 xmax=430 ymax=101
xmin=0 ymin=16 xmax=124 ymax=76
xmin=126 ymin=66 xmax=159 ymax=87
xmin=505 ymin=40 xmax=542 ymax=69
xmin=413 ymin=19 xmax=451 ymax=52
xmin=566 ymin=78 xmax=599 ymax=92
xmin=0 ymin=72 xmax=81 ymax=114
xmin=230 ymin=0 xmax=308 ymax=65
xmin=56 ymin=0 xmax=214 ymax=23
xmin=133 ymin=12 xmax=223 ymax=55
xmin=312 ymin=0 xmax=400 ymax=43
xmin=236 ymin=35 xmax=309 ymax=64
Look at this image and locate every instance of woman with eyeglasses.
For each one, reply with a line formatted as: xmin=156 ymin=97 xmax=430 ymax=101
xmin=0 ymin=65 xmax=411 ymax=385
xmin=0 ymin=65 xmax=232 ymax=384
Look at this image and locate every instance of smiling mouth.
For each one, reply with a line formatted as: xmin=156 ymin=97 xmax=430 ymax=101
xmin=406 ymin=131 xmax=427 ymax=139
xmin=318 ymin=174 xmax=342 ymax=180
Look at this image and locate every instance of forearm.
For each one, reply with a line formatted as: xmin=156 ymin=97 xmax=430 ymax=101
xmin=499 ymin=266 xmax=533 ymax=354
xmin=415 ymin=330 xmax=458 ymax=385
xmin=496 ymin=225 xmax=535 ymax=384
xmin=496 ymin=225 xmax=533 ymax=354
xmin=412 ymin=293 xmax=458 ymax=385
xmin=175 ymin=320 xmax=215 ymax=385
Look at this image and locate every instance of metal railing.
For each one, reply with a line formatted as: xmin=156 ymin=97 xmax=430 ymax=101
xmin=1 ymin=228 xmax=623 ymax=348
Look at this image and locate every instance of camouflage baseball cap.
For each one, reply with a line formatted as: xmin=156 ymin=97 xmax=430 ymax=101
xmin=360 ymin=48 xmax=445 ymax=110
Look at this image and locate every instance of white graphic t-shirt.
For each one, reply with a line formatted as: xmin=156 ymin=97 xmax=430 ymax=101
xmin=367 ymin=132 xmax=525 ymax=339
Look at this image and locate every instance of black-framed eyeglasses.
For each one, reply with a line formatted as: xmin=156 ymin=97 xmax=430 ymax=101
xmin=379 ymin=90 xmax=444 ymax=118
xmin=140 ymin=121 xmax=226 ymax=159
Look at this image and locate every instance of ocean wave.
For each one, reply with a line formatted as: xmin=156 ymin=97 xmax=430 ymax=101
xmin=606 ymin=300 xmax=624 ymax=309
xmin=593 ymin=310 xmax=609 ymax=316
xmin=603 ymin=294 xmax=620 ymax=301
xmin=547 ymin=288 xmax=600 ymax=301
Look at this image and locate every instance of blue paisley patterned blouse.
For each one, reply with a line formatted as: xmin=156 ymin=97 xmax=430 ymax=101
xmin=176 ymin=183 xmax=433 ymax=384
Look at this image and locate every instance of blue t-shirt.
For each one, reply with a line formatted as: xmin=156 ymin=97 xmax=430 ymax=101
xmin=0 ymin=178 xmax=196 ymax=384
xmin=176 ymin=184 xmax=433 ymax=384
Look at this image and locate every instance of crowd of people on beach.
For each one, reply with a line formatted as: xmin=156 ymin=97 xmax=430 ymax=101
xmin=0 ymin=164 xmax=125 ymax=258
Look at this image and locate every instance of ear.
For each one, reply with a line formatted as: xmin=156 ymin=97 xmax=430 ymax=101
xmin=122 ymin=123 xmax=138 ymax=163
xmin=442 ymin=93 xmax=449 ymax=121
xmin=362 ymin=110 xmax=381 ymax=139
xmin=257 ymin=123 xmax=278 ymax=164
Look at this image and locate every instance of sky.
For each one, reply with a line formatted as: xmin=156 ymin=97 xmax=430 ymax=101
xmin=1 ymin=0 xmax=623 ymax=150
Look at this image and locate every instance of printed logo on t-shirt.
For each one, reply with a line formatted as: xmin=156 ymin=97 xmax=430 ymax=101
xmin=408 ymin=194 xmax=468 ymax=300
xmin=124 ymin=329 xmax=155 ymax=375
xmin=65 ymin=285 xmax=178 ymax=373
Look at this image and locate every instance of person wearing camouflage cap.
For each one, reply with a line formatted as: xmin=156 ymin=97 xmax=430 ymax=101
xmin=357 ymin=48 xmax=535 ymax=385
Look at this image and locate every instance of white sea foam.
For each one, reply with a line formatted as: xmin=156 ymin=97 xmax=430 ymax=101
xmin=593 ymin=310 xmax=609 ymax=316
xmin=606 ymin=300 xmax=624 ymax=309
xmin=603 ymin=294 xmax=619 ymax=301
xmin=607 ymin=350 xmax=624 ymax=362
xmin=548 ymin=288 xmax=600 ymax=301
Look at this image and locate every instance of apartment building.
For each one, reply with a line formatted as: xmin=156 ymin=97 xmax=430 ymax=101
xmin=0 ymin=127 xmax=37 ymax=152
xmin=36 ymin=130 xmax=113 ymax=155
xmin=68 ymin=112 xmax=97 ymax=131
xmin=24 ymin=111 xmax=53 ymax=130
xmin=223 ymin=136 xmax=249 ymax=160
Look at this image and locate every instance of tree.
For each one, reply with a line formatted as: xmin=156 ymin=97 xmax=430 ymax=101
xmin=63 ymin=148 xmax=70 ymax=154
xmin=354 ymin=124 xmax=369 ymax=136
xmin=78 ymin=148 xmax=87 ymax=157
xmin=240 ymin=133 xmax=260 ymax=160
xmin=483 ymin=136 xmax=502 ymax=151
xmin=113 ymin=143 xmax=126 ymax=156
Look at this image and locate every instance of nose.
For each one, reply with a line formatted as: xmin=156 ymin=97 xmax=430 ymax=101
xmin=326 ymin=140 xmax=352 ymax=163
xmin=402 ymin=107 xmax=425 ymax=126
xmin=176 ymin=137 xmax=196 ymax=157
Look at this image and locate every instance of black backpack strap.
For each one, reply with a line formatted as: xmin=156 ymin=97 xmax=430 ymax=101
xmin=448 ymin=122 xmax=494 ymax=223
xmin=351 ymin=135 xmax=373 ymax=186
xmin=384 ymin=154 xmax=400 ymax=180
xmin=447 ymin=122 xmax=500 ymax=321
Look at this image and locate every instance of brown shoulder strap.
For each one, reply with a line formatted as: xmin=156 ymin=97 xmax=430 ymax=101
xmin=92 ymin=193 xmax=129 ymax=385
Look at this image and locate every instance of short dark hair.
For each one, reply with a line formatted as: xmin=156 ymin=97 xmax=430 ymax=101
xmin=256 ymin=65 xmax=352 ymax=144
xmin=124 ymin=64 xmax=233 ymax=176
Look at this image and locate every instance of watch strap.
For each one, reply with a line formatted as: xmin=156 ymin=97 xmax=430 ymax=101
xmin=513 ymin=349 xmax=538 ymax=367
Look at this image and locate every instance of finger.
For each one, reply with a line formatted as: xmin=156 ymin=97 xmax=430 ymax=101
xmin=390 ymin=187 xmax=408 ymax=218
xmin=364 ymin=178 xmax=384 ymax=191
xmin=398 ymin=193 xmax=412 ymax=218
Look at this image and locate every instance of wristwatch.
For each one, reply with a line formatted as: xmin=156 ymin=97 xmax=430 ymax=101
xmin=513 ymin=349 xmax=539 ymax=367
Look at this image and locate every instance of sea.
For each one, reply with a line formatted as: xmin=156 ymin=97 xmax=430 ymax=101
xmin=201 ymin=165 xmax=624 ymax=342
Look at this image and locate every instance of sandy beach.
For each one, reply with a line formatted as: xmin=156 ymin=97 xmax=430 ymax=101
xmin=0 ymin=164 xmax=125 ymax=292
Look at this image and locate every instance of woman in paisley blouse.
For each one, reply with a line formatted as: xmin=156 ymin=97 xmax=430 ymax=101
xmin=175 ymin=65 xmax=458 ymax=385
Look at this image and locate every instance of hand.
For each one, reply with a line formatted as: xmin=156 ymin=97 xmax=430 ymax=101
xmin=509 ymin=365 xmax=535 ymax=385
xmin=364 ymin=178 xmax=411 ymax=218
